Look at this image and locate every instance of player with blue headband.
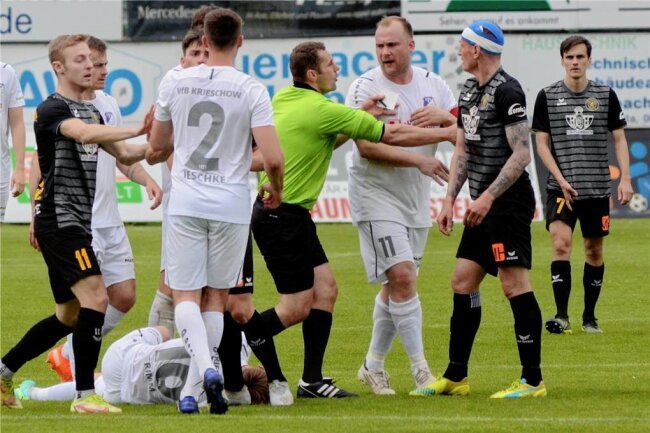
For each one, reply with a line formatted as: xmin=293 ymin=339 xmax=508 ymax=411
xmin=410 ymin=19 xmax=547 ymax=400
xmin=461 ymin=20 xmax=504 ymax=55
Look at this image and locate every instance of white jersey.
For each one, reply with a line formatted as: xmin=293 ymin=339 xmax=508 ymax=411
xmin=155 ymin=64 xmax=273 ymax=223
xmin=121 ymin=338 xmax=194 ymax=404
xmin=87 ymin=90 xmax=123 ymax=228
xmin=159 ymin=65 xmax=182 ymax=215
xmin=0 ymin=62 xmax=25 ymax=189
xmin=346 ymin=66 xmax=456 ymax=227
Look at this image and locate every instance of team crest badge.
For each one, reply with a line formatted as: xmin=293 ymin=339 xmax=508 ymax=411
xmin=566 ymin=107 xmax=594 ymax=135
xmin=423 ymin=96 xmax=433 ymax=106
xmin=462 ymin=105 xmax=481 ymax=140
xmin=585 ymin=97 xmax=599 ymax=111
xmin=104 ymin=111 xmax=114 ymax=125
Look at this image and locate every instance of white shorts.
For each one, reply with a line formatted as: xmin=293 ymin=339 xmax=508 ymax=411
xmin=357 ymin=221 xmax=428 ymax=284
xmin=166 ymin=215 xmax=249 ymax=291
xmin=101 ymin=327 xmax=164 ymax=404
xmin=92 ymin=225 xmax=135 ymax=287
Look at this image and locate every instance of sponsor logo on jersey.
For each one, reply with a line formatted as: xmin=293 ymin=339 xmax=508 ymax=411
xmin=507 ymin=103 xmax=526 ymax=117
xmin=492 ymin=242 xmax=505 ymax=262
xmin=462 ymin=92 xmax=473 ymax=101
xmin=462 ymin=105 xmax=481 ymax=141
xmin=565 ymin=107 xmax=594 ymax=135
xmin=585 ymin=97 xmax=599 ymax=111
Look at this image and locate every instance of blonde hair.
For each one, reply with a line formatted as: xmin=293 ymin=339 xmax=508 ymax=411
xmin=48 ymin=34 xmax=89 ymax=65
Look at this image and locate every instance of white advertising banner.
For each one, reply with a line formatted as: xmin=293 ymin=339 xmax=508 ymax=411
xmin=2 ymin=32 xmax=648 ymax=222
xmin=1 ymin=0 xmax=122 ymax=42
xmin=402 ymin=0 xmax=650 ymax=31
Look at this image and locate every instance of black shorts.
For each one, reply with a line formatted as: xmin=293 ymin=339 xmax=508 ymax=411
xmin=251 ymin=198 xmax=328 ymax=294
xmin=36 ymin=228 xmax=102 ymax=304
xmin=545 ymin=191 xmax=610 ymax=238
xmin=229 ymin=231 xmax=254 ymax=295
xmin=456 ymin=195 xmax=534 ymax=276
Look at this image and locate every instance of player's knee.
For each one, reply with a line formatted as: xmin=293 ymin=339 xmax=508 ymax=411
xmin=387 ymin=267 xmax=416 ymax=294
xmin=109 ymin=291 xmax=136 ymax=313
xmin=451 ymin=273 xmax=477 ymax=294
xmin=551 ymin=235 xmax=572 ymax=257
xmin=230 ymin=306 xmax=253 ymax=325
xmin=584 ymin=245 xmax=603 ymax=265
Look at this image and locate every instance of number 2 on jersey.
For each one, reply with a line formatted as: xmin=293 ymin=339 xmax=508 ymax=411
xmin=187 ymin=101 xmax=224 ymax=171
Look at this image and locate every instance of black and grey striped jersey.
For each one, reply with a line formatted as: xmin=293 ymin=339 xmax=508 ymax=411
xmin=33 ymin=93 xmax=103 ymax=236
xmin=532 ymin=80 xmax=626 ymax=199
xmin=457 ymin=68 xmax=531 ymax=200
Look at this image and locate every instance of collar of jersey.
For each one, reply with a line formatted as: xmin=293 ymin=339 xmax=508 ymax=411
xmin=293 ymin=81 xmax=319 ymax=93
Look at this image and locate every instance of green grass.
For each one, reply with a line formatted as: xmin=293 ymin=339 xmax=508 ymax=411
xmin=1 ymin=221 xmax=649 ymax=432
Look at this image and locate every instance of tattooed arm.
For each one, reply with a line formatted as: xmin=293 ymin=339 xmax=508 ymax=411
xmin=437 ymin=128 xmax=468 ymax=236
xmin=463 ymin=120 xmax=531 ymax=228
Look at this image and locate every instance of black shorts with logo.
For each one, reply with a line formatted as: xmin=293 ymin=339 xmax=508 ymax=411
xmin=229 ymin=231 xmax=254 ymax=295
xmin=545 ymin=191 xmax=610 ymax=238
xmin=251 ymin=197 xmax=328 ymax=294
xmin=36 ymin=227 xmax=102 ymax=304
xmin=456 ymin=190 xmax=534 ymax=276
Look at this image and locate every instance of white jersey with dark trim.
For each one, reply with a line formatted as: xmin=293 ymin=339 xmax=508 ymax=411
xmin=1 ymin=62 xmax=25 ymax=189
xmin=156 ymin=64 xmax=273 ymax=223
xmin=87 ymin=90 xmax=123 ymax=228
xmin=346 ymin=66 xmax=456 ymax=227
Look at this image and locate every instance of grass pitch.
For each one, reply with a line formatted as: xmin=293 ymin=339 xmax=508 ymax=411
xmin=1 ymin=220 xmax=649 ymax=432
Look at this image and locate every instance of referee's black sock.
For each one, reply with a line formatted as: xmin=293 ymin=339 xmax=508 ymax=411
xmin=301 ymin=309 xmax=332 ymax=384
xmin=551 ymin=260 xmax=571 ymax=318
xmin=260 ymin=307 xmax=285 ymax=337
xmin=583 ymin=262 xmax=604 ymax=322
xmin=444 ymin=293 xmax=481 ymax=382
xmin=1 ymin=315 xmax=72 ymax=374
xmin=218 ymin=312 xmax=245 ymax=392
xmin=509 ymin=292 xmax=543 ymax=386
xmin=72 ymin=308 xmax=105 ymax=392
xmin=243 ymin=311 xmax=286 ymax=382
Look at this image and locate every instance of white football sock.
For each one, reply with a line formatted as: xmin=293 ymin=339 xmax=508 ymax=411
xmin=31 ymin=381 xmax=76 ymax=401
xmin=365 ymin=293 xmax=397 ymax=372
xmin=201 ymin=311 xmax=224 ymax=376
xmin=175 ymin=301 xmax=213 ymax=377
xmin=102 ymin=305 xmax=125 ymax=336
xmin=389 ymin=295 xmax=429 ymax=373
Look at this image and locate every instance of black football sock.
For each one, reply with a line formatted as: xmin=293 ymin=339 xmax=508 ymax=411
xmin=583 ymin=263 xmax=604 ymax=322
xmin=551 ymin=260 xmax=571 ymax=318
xmin=260 ymin=307 xmax=286 ymax=337
xmin=243 ymin=311 xmax=286 ymax=382
xmin=72 ymin=308 xmax=105 ymax=392
xmin=218 ymin=312 xmax=245 ymax=392
xmin=1 ymin=315 xmax=72 ymax=373
xmin=301 ymin=309 xmax=332 ymax=384
xmin=444 ymin=293 xmax=481 ymax=382
xmin=509 ymin=292 xmax=543 ymax=386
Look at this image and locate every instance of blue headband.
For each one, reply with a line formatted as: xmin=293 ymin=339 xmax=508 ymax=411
xmin=461 ymin=20 xmax=504 ymax=55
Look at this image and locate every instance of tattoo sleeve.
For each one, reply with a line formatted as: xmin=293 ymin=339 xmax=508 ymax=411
xmin=448 ymin=153 xmax=468 ymax=200
xmin=487 ymin=121 xmax=532 ymax=199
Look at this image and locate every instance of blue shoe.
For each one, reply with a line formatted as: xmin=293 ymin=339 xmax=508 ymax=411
xmin=14 ymin=379 xmax=36 ymax=401
xmin=203 ymin=368 xmax=228 ymax=414
xmin=177 ymin=396 xmax=199 ymax=414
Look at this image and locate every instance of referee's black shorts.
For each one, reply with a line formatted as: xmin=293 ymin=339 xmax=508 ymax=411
xmin=251 ymin=198 xmax=328 ymax=294
xmin=36 ymin=227 xmax=102 ymax=304
xmin=229 ymin=230 xmax=254 ymax=295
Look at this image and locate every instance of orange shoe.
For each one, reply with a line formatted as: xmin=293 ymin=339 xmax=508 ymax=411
xmin=46 ymin=345 xmax=73 ymax=382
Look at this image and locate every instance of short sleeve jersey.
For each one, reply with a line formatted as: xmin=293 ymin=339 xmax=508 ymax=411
xmin=260 ymin=84 xmax=384 ymax=211
xmin=457 ymin=68 xmax=531 ymax=200
xmin=532 ymin=80 xmax=626 ymax=199
xmin=33 ymin=93 xmax=103 ymax=236
xmin=120 ymin=338 xmax=193 ymax=404
xmin=156 ymin=64 xmax=273 ymax=223
xmin=346 ymin=66 xmax=456 ymax=227
xmin=158 ymin=64 xmax=182 ymax=215
xmin=87 ymin=90 xmax=123 ymax=228
xmin=1 ymin=62 xmax=25 ymax=187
